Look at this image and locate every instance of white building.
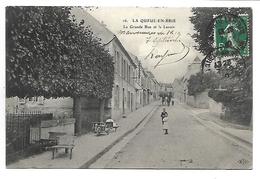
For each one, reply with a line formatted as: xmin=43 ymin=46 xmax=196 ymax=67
xmin=71 ymin=8 xmax=139 ymax=120
xmin=172 ymin=56 xmax=201 ymax=103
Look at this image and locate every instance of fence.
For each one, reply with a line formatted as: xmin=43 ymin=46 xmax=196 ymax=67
xmin=6 ymin=111 xmax=53 ymax=164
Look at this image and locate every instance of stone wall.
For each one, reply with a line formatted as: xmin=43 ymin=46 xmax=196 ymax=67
xmin=40 ymin=118 xmax=75 ymax=139
xmin=209 ymin=98 xmax=224 ymax=118
xmin=187 ymin=90 xmax=210 ymax=109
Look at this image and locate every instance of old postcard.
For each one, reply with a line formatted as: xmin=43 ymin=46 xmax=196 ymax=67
xmin=5 ymin=6 xmax=252 ymax=169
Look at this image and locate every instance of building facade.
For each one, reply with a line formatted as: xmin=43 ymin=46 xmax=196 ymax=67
xmin=71 ymin=8 xmax=161 ymax=121
xmin=110 ymin=40 xmax=137 ymax=119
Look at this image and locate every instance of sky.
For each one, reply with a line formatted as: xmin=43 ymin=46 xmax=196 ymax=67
xmin=88 ymin=7 xmax=204 ymax=83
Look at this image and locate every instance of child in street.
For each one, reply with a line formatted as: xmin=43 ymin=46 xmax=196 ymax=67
xmin=162 ymin=116 xmax=169 ymax=135
xmin=160 ymin=108 xmax=168 ymax=125
xmin=160 ymin=108 xmax=169 ymax=134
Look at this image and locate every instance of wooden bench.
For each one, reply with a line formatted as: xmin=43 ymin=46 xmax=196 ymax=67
xmin=50 ymin=135 xmax=75 ymax=160
xmin=39 ymin=132 xmax=67 ymax=147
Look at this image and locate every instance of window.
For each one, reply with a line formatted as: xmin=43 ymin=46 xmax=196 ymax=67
xmin=122 ymin=58 xmax=124 ymax=78
xmin=126 ymin=64 xmax=129 ymax=82
xmin=125 ymin=61 xmax=127 ymax=80
xmin=128 ymin=65 xmax=130 ymax=83
xmin=114 ymin=85 xmax=120 ymax=109
xmin=129 ymin=66 xmax=132 ymax=83
xmin=127 ymin=91 xmax=130 ymax=109
xmin=114 ymin=50 xmax=117 ymax=71
xmin=117 ymin=52 xmax=120 ymax=73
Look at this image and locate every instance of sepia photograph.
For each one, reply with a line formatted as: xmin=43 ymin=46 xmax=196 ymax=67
xmin=5 ymin=5 xmax=253 ymax=169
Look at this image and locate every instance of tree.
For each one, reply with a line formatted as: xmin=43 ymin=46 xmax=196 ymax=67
xmin=189 ymin=7 xmax=252 ymax=125
xmin=208 ymin=58 xmax=252 ymax=125
xmin=6 ymin=7 xmax=114 ymax=134
xmin=187 ymin=72 xmax=220 ymax=96
xmin=6 ymin=6 xmax=114 ymax=99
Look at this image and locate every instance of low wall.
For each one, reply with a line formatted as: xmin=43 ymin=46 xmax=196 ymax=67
xmin=40 ymin=118 xmax=75 ymax=139
xmin=187 ymin=91 xmax=210 ymax=109
xmin=209 ymin=98 xmax=224 ymax=118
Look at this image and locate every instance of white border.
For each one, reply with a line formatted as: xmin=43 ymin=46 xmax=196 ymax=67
xmin=0 ymin=1 xmax=260 ymax=179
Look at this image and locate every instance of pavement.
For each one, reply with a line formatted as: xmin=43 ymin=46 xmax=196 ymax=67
xmin=104 ymin=103 xmax=252 ymax=169
xmin=7 ymin=101 xmax=159 ymax=169
xmin=181 ymin=103 xmax=252 ymax=149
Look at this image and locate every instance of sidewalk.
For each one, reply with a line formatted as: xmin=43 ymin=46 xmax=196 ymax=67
xmin=7 ymin=101 xmax=159 ymax=169
xmin=181 ymin=103 xmax=252 ymax=147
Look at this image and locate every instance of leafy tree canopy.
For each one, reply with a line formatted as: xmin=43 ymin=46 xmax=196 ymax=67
xmin=189 ymin=7 xmax=252 ymax=124
xmin=6 ymin=7 xmax=114 ymax=99
xmin=187 ymin=71 xmax=220 ymax=96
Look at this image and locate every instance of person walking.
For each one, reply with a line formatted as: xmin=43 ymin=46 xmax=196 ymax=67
xmin=171 ymin=98 xmax=174 ymax=106
xmin=160 ymin=108 xmax=168 ymax=125
xmin=167 ymin=97 xmax=171 ymax=107
xmin=161 ymin=97 xmax=164 ymax=106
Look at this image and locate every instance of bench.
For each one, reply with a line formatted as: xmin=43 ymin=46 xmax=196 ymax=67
xmin=39 ymin=132 xmax=67 ymax=147
xmin=50 ymin=134 xmax=75 ymax=160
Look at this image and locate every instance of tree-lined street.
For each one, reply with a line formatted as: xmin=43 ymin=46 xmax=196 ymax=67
xmin=5 ymin=7 xmax=253 ymax=170
xmin=105 ymin=103 xmax=252 ymax=169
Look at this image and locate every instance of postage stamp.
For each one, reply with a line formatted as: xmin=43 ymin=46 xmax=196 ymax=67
xmin=214 ymin=14 xmax=249 ymax=57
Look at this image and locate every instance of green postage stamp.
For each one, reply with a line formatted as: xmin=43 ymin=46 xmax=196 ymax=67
xmin=214 ymin=14 xmax=249 ymax=57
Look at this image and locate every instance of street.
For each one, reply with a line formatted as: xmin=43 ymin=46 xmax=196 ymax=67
xmin=103 ymin=103 xmax=252 ymax=169
xmin=5 ymin=7 xmax=253 ymax=172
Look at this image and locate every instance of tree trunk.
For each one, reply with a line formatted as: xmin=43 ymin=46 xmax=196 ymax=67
xmin=99 ymin=99 xmax=105 ymax=122
xmin=73 ymin=97 xmax=82 ymax=135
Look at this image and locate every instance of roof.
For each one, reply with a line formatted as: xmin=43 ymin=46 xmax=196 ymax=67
xmin=128 ymin=52 xmax=139 ymax=65
xmin=70 ymin=7 xmax=136 ymax=68
xmin=114 ymin=38 xmax=137 ymax=68
xmin=173 ymin=78 xmax=181 ymax=85
xmin=128 ymin=52 xmax=149 ymax=74
xmin=192 ymin=56 xmax=201 ymax=64
xmin=70 ymin=7 xmax=114 ymax=44
xmin=145 ymin=71 xmax=155 ymax=79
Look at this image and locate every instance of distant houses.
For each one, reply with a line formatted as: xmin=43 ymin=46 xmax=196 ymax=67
xmin=172 ymin=56 xmax=224 ymax=117
xmin=172 ymin=56 xmax=202 ymax=105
